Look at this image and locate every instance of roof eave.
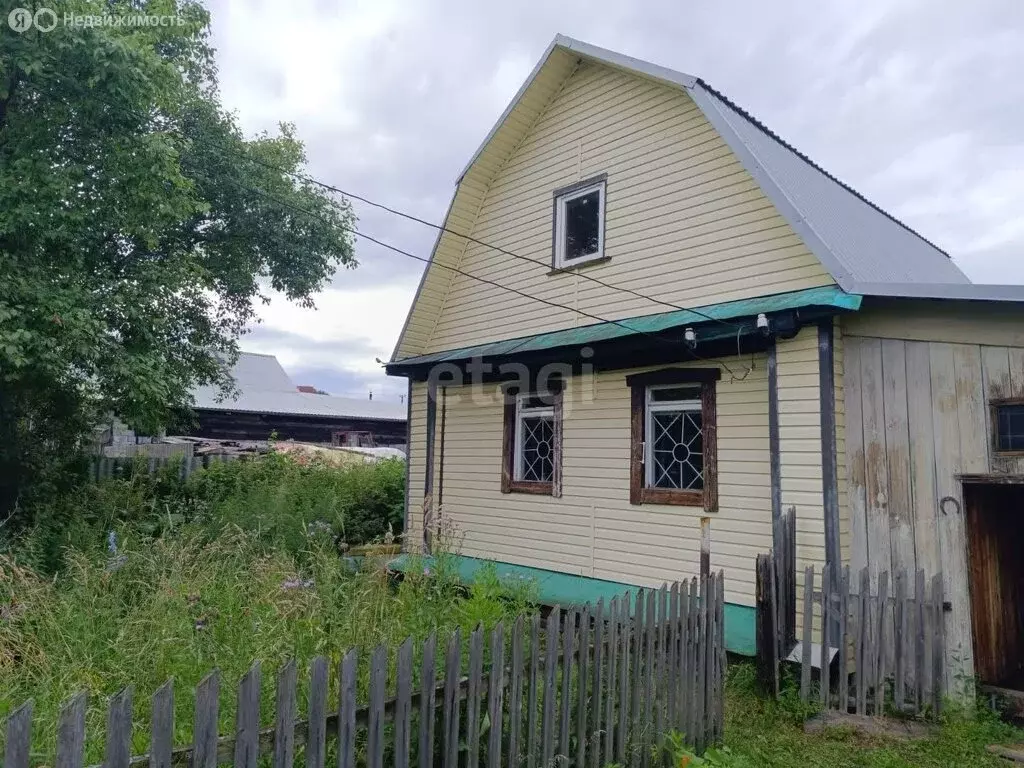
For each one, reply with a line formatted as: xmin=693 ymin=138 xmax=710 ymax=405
xmin=853 ymin=282 xmax=1024 ymax=303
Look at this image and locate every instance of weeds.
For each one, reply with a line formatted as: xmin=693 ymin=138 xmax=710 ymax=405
xmin=0 ymin=524 xmax=537 ymax=763
xmin=721 ymin=661 xmax=1024 ymax=767
xmin=7 ymin=452 xmax=406 ymax=573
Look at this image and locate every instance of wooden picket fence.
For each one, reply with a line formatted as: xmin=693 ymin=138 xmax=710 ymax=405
xmin=757 ymin=556 xmax=946 ymax=716
xmin=1 ymin=575 xmax=726 ymax=768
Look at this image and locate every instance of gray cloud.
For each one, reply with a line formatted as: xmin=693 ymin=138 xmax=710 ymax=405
xmin=208 ymin=0 xmax=1024 ymax=385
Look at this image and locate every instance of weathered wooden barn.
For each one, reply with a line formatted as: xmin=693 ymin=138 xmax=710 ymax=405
xmin=190 ymin=352 xmax=407 ymax=446
xmin=386 ymin=35 xmax=1024 ymax=693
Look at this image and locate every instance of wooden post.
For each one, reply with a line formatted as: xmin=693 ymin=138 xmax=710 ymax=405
xmin=420 ymin=634 xmax=438 ymax=768
xmin=56 ymin=693 xmax=87 ymax=768
xmin=395 ymin=640 xmax=413 ymax=768
xmin=234 ymin=663 xmax=261 ymax=768
xmin=99 ymin=686 xmax=128 ymax=760
xmin=422 ymin=379 xmax=437 ymax=554
xmin=437 ymin=387 xmax=447 ymax=511
xmin=755 ymin=554 xmax=779 ymax=698
xmin=193 ymin=672 xmax=219 ymax=768
xmin=800 ymin=566 xmax=814 ymax=702
xmin=339 ymin=650 xmax=357 ymax=768
xmin=818 ymin=322 xmax=841 ymax=582
xmin=309 ymin=657 xmax=329 ymax=768
xmin=487 ymin=624 xmax=506 ymax=768
xmin=700 ymin=518 xmax=711 ymax=580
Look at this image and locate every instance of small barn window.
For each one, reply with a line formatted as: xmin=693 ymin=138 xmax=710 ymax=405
xmin=502 ymin=385 xmax=563 ymax=496
xmin=627 ymin=368 xmax=719 ymax=510
xmin=994 ymin=401 xmax=1024 ymax=453
xmin=553 ymin=176 xmax=606 ymax=269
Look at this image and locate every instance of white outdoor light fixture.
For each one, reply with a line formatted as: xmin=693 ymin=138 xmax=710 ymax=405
xmin=684 ymin=327 xmax=697 ymax=349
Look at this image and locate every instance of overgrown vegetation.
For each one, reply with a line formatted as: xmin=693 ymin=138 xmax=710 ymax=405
xmin=684 ymin=662 xmax=1024 ymax=767
xmin=1 ymin=0 xmax=357 ymax=528
xmin=9 ymin=452 xmax=405 ymax=574
xmin=0 ymin=523 xmax=537 ymax=763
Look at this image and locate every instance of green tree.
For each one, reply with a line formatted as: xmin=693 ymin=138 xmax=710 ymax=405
xmin=0 ymin=0 xmax=356 ymax=524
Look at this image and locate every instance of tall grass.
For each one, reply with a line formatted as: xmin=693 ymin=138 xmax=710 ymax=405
xmin=0 ymin=525 xmax=537 ymax=763
xmin=8 ymin=452 xmax=406 ymax=574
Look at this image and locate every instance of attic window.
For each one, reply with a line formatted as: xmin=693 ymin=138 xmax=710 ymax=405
xmin=553 ymin=175 xmax=606 ymax=269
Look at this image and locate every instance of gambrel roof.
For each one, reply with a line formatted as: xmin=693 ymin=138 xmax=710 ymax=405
xmin=393 ymin=35 xmax=1022 ymax=362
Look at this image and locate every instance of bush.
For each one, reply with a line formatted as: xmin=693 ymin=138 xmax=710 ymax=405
xmin=185 ymin=452 xmax=405 ymax=552
xmin=8 ymin=452 xmax=406 ymax=573
xmin=0 ymin=525 xmax=536 ymax=763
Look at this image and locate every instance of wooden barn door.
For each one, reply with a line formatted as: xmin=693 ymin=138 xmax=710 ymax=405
xmin=965 ymin=481 xmax=1024 ymax=689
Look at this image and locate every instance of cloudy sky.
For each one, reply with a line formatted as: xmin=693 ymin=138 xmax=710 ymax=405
xmin=205 ymin=0 xmax=1024 ymax=403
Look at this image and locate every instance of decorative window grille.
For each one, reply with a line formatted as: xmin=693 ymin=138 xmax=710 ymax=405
xmin=626 ymin=368 xmax=719 ymax=510
xmin=515 ymin=395 xmax=555 ymax=483
xmin=645 ymin=386 xmax=704 ymax=490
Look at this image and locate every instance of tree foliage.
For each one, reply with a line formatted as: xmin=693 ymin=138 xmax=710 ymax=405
xmin=0 ymin=0 xmax=356 ymax=522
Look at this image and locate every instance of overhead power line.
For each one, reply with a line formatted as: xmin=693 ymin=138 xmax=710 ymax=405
xmin=55 ymin=73 xmax=741 ymax=332
xmin=224 ymin=175 xmax=750 ymax=378
xmin=45 ymin=76 xmax=753 ymax=376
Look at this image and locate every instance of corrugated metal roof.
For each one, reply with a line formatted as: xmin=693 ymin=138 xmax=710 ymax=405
xmin=192 ymin=387 xmax=407 ymax=421
xmin=689 ymin=83 xmax=971 ymax=289
xmin=391 ymin=35 xmax=993 ymax=364
xmin=388 ymin=285 xmax=861 ymax=369
xmin=230 ymin=352 xmax=297 ymax=392
xmin=851 ymin=282 xmax=1024 ymax=302
xmin=193 ymin=353 xmax=406 ymax=422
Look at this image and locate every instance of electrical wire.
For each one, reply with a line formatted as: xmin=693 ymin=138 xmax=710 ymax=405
xmin=43 ymin=75 xmax=754 ymax=377
xmin=54 ymin=74 xmax=743 ymax=332
xmin=222 ymin=174 xmax=752 ymax=379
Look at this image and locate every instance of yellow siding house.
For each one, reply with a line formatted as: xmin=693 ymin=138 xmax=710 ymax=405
xmin=387 ymin=36 xmax=1024 ymax=690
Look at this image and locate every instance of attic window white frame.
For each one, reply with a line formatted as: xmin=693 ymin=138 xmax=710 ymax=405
xmin=552 ymin=175 xmax=607 ymax=270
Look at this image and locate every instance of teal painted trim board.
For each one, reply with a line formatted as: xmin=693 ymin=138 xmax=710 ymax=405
xmin=389 ymin=554 xmax=756 ymax=656
xmin=389 ymin=285 xmax=862 ymax=367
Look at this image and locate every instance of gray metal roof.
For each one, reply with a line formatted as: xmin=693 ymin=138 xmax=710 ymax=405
xmin=226 ymin=352 xmax=297 ymax=392
xmin=391 ymin=35 xmax=1024 ymax=363
xmin=193 ymin=353 xmax=406 ymax=422
xmin=688 ymin=83 xmax=971 ymax=291
xmin=462 ymin=37 xmax=985 ymax=284
xmin=852 ymin=282 xmax=1024 ymax=302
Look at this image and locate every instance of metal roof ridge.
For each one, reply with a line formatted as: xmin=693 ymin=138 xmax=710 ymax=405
xmin=692 ymin=78 xmax=951 ymax=260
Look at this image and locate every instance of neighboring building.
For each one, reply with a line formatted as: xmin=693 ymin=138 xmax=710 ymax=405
xmin=191 ymin=352 xmax=406 ymax=446
xmin=387 ymin=35 xmax=1024 ymax=690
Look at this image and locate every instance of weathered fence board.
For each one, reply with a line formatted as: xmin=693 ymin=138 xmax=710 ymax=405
xmin=234 ymin=664 xmax=260 ymax=768
xmin=2 ymin=576 xmax=727 ymax=768
xmin=307 ymin=657 xmax=328 ymax=768
xmin=756 ymin=548 xmax=946 ymax=718
xmin=4 ymin=702 xmax=32 ymax=768
xmin=150 ymin=681 xmax=174 ymax=768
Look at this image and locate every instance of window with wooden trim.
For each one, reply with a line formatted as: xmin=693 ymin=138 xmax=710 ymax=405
xmin=992 ymin=399 xmax=1024 ymax=454
xmin=627 ymin=368 xmax=719 ymax=510
xmin=502 ymin=386 xmax=563 ymax=496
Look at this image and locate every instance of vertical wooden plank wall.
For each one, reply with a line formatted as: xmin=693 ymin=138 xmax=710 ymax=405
xmin=843 ymin=331 xmax=1024 ymax=693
